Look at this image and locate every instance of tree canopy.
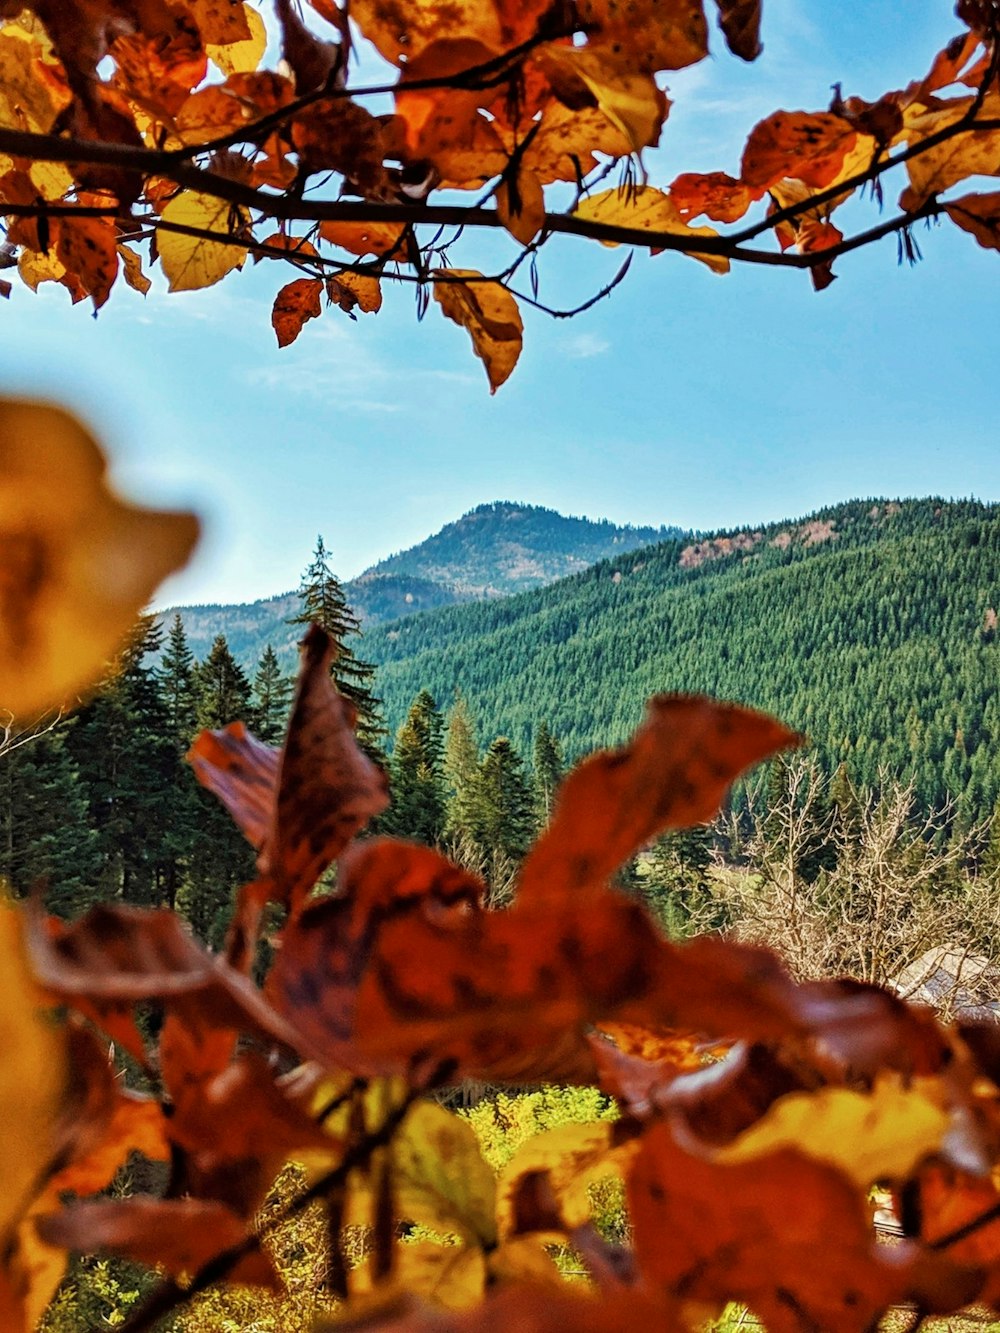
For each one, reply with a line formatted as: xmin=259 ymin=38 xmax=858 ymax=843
xmin=0 ymin=0 xmax=997 ymax=387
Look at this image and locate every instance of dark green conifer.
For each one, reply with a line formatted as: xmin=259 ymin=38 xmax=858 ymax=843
xmin=252 ymin=644 xmax=293 ymax=744
xmin=289 ymin=536 xmax=386 ymax=758
xmin=387 ymin=690 xmax=445 ymax=845
xmin=443 ymin=692 xmax=480 ymax=839
xmin=474 ymin=737 xmax=534 ymax=861
xmin=194 ymin=633 xmax=252 ymax=729
xmin=532 ymin=720 xmax=564 ymax=827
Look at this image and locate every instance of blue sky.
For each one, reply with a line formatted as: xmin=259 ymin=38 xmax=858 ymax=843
xmin=1 ymin=0 xmax=996 ymax=606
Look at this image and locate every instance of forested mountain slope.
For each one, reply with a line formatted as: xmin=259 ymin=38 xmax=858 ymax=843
xmin=366 ymin=499 xmax=1000 ymax=819
xmin=167 ymin=502 xmax=679 ymax=662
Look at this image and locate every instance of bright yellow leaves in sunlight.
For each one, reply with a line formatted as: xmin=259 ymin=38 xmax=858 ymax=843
xmin=0 ymin=400 xmax=198 ymax=718
xmin=159 ymin=191 xmax=250 ymax=291
xmin=433 ymin=270 xmax=524 ymax=392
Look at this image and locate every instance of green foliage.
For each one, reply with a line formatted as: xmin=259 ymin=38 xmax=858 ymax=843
xmin=473 ymin=738 xmax=534 ymax=861
xmin=365 ymin=499 xmax=1000 ymax=823
xmin=289 ymin=536 xmax=386 ymax=758
xmin=252 ymin=644 xmax=294 ymax=744
xmin=460 ymin=1087 xmax=618 ymax=1172
xmin=39 ymin=1258 xmax=153 ymax=1332
xmin=386 ymin=690 xmax=446 ymax=845
xmin=532 ymin=721 xmax=564 ymax=826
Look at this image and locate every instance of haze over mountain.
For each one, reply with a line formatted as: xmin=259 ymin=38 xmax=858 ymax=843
xmin=165 ymin=501 xmax=681 ymax=664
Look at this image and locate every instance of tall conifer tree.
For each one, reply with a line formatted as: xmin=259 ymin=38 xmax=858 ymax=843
xmin=387 ymin=690 xmax=445 ymax=844
xmin=252 ymin=644 xmax=293 ymax=744
xmin=289 ymin=536 xmax=385 ymax=758
xmin=474 ymin=737 xmax=534 ymax=861
xmin=443 ymin=692 xmax=480 ymax=840
xmin=532 ymin=721 xmax=564 ymax=828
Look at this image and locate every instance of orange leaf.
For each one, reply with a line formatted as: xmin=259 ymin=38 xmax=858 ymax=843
xmin=271 ymin=276 xmax=323 ymax=347
xmin=741 ymin=110 xmax=859 ymax=191
xmin=578 ymin=0 xmax=709 ymax=74
xmin=319 ymin=220 xmax=408 ymax=257
xmin=946 ymin=191 xmax=1000 ymax=251
xmin=188 ymin=624 xmax=389 ymax=911
xmin=54 ymin=214 xmax=118 ymax=310
xmin=670 ymin=171 xmax=751 ymax=223
xmin=433 ymin=270 xmax=523 ymax=392
xmin=629 ymin=1124 xmax=910 ymax=1331
xmin=496 ymin=168 xmax=546 ymax=246
xmin=36 ymin=1198 xmax=276 ymax=1286
xmin=518 ymin=696 xmax=797 ymax=905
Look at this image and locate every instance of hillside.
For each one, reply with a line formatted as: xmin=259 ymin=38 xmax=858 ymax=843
xmin=363 ymin=498 xmax=1000 ymax=820
xmin=367 ymin=501 xmax=680 ymax=595
xmin=166 ymin=501 xmax=680 ymax=663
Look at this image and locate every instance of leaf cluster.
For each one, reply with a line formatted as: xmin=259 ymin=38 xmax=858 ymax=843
xmin=0 ymin=1 xmax=998 ymax=386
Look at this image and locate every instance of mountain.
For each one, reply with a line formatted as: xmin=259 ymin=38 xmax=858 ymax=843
xmin=367 ymin=501 xmax=680 ymax=595
xmin=362 ymin=498 xmax=1000 ymax=821
xmin=164 ymin=502 xmax=683 ymax=664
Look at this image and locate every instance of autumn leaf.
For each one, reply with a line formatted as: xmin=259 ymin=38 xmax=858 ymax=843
xmin=189 ymin=624 xmax=390 ymax=913
xmin=670 ymin=170 xmax=751 ymax=223
xmin=713 ymin=0 xmax=762 ymax=61
xmin=158 ymin=189 xmax=250 ymax=291
xmin=328 ymin=271 xmax=383 ymax=314
xmin=36 ymin=1198 xmax=277 ymax=1285
xmin=496 ymin=1121 xmax=630 ymax=1237
xmin=900 ymin=95 xmax=1000 ymax=211
xmin=538 ymin=46 xmax=667 ymax=155
xmin=433 ymin=270 xmax=523 ymax=392
xmin=945 ymin=190 xmax=1000 ymax=250
xmin=495 ymin=168 xmax=545 ymax=246
xmin=319 ymin=220 xmax=409 ymax=258
xmin=272 ymin=275 xmax=323 ymax=346
xmin=519 ymin=695 xmax=797 ymax=904
xmin=118 ymin=242 xmax=152 ymax=293
xmin=392 ymin=1102 xmax=497 ymax=1247
xmin=578 ymin=0 xmax=709 ymax=74
xmin=0 ymin=400 xmax=198 ymax=718
xmin=741 ymin=109 xmax=859 ymax=191
xmin=53 ymin=214 xmax=119 ymax=310
xmin=573 ymin=186 xmax=731 ymax=273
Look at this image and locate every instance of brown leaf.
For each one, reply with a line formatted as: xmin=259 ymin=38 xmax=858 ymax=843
xmin=53 ymin=214 xmax=118 ymax=310
xmin=946 ymin=191 xmax=1000 ymax=251
xmin=713 ymin=0 xmax=761 ymax=59
xmin=36 ymin=1198 xmax=276 ymax=1285
xmin=118 ymin=242 xmax=151 ymax=294
xmin=189 ymin=624 xmax=389 ymax=912
xmin=433 ymin=270 xmax=523 ymax=393
xmin=496 ymin=168 xmax=546 ymax=246
xmin=187 ymin=0 xmax=252 ymax=46
xmin=518 ymin=696 xmax=798 ymax=905
xmin=328 ymin=271 xmax=383 ymax=314
xmin=272 ymin=276 xmax=324 ymax=347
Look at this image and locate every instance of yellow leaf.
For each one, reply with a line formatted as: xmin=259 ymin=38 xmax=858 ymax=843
xmin=574 ymin=186 xmax=730 ymax=273
xmin=17 ymin=247 xmax=67 ymax=292
xmin=118 ymin=243 xmax=152 ymax=294
xmin=577 ymin=0 xmax=708 ymax=74
xmin=714 ymin=1075 xmax=951 ymax=1187
xmin=187 ymin=0 xmax=252 ymax=44
xmin=539 ymin=46 xmax=666 ymax=154
xmin=352 ymin=1241 xmax=486 ymax=1312
xmin=208 ymin=4 xmax=267 ymax=76
xmin=0 ymin=401 xmax=199 ymax=718
xmin=487 ymin=1236 xmax=564 ymax=1288
xmin=0 ymin=906 xmax=65 ymax=1266
xmin=900 ymin=93 xmax=1000 ymax=211
xmin=328 ymin=271 xmax=383 ymax=313
xmin=496 ymin=169 xmax=545 ymax=246
xmin=433 ymin=270 xmax=523 ymax=393
xmin=496 ymin=1121 xmax=631 ymax=1238
xmin=158 ymin=190 xmax=249 ymax=291
xmin=0 ymin=29 xmax=69 ymax=132
xmin=28 ymin=161 xmax=73 ymax=203
xmin=393 ymin=1102 xmax=497 ymax=1247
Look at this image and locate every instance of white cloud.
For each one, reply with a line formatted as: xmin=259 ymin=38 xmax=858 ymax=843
xmin=563 ymin=332 xmax=611 ymax=359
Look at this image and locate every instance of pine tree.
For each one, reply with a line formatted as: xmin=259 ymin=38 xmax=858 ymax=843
xmin=474 ymin=737 xmax=534 ymax=861
xmin=644 ymin=824 xmax=717 ymax=936
xmin=289 ymin=536 xmax=385 ymax=758
xmin=181 ymin=633 xmax=256 ymax=942
xmin=252 ymin=644 xmax=293 ymax=744
xmin=0 ymin=723 xmax=100 ymax=916
xmin=443 ymin=692 xmax=480 ymax=839
xmin=159 ymin=613 xmax=197 ymax=746
xmin=194 ymin=634 xmax=252 ymax=729
xmin=156 ymin=613 xmax=200 ymax=911
xmin=68 ymin=616 xmax=174 ymax=905
xmin=532 ymin=721 xmax=564 ymax=828
xmin=386 ymin=690 xmax=446 ymax=845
